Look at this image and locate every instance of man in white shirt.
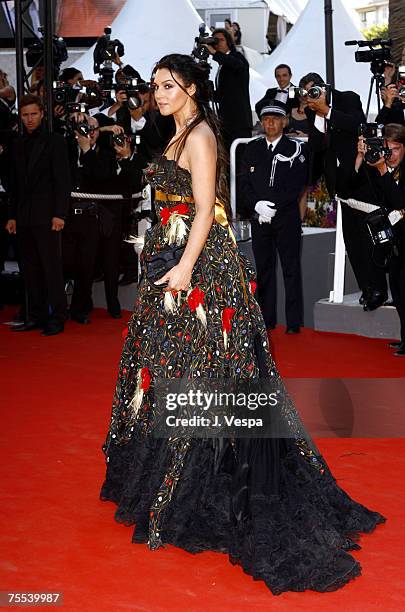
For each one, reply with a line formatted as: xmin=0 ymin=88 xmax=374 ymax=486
xmin=262 ymin=64 xmax=297 ymax=113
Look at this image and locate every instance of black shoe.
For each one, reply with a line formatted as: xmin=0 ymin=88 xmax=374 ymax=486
xmin=388 ymin=341 xmax=403 ymax=349
xmin=41 ymin=324 xmax=64 ymax=336
xmin=12 ymin=320 xmax=43 ymax=332
xmin=285 ymin=326 xmax=300 ymax=334
xmin=109 ymin=310 xmax=122 ymax=319
xmin=119 ymin=272 xmax=138 ymax=286
xmin=359 ymin=293 xmax=366 ymax=305
xmin=363 ymin=290 xmax=388 ymax=312
xmin=394 ymin=346 xmax=405 ymax=356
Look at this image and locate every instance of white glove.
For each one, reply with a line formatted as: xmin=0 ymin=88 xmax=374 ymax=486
xmin=388 ymin=210 xmax=404 ymax=226
xmin=255 ymin=200 xmax=277 ymax=222
xmin=258 ymin=215 xmax=273 ymax=225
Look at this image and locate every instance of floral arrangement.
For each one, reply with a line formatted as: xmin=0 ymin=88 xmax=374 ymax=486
xmin=304 ymin=177 xmax=337 ymax=228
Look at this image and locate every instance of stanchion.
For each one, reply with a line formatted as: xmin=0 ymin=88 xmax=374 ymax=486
xmin=330 ymin=199 xmax=345 ymax=303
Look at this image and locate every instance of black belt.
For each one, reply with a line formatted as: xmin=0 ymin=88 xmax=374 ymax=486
xmin=71 ymin=202 xmax=98 ymax=216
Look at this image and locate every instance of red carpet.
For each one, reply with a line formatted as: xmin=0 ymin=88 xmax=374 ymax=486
xmin=0 ymin=307 xmax=404 ymax=611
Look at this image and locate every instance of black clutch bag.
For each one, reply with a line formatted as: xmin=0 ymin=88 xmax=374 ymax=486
xmin=145 ymin=244 xmax=185 ymax=281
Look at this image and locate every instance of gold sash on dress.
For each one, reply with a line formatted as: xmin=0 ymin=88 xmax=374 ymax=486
xmin=154 ymin=190 xmax=236 ymax=244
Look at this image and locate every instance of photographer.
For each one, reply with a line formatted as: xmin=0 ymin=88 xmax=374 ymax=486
xmin=64 ymin=114 xmax=122 ymax=321
xmin=103 ymin=81 xmax=173 ymax=161
xmin=0 ymin=69 xmax=16 ymax=118
xmin=354 ymin=123 xmax=405 ymax=355
xmin=204 ymin=28 xmax=252 ymax=150
xmin=112 ymin=132 xmax=146 ymax=286
xmin=301 ymin=72 xmax=375 ymax=303
xmin=376 ymin=82 xmax=405 ymax=126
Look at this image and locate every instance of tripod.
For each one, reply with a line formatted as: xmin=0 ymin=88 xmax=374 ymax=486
xmin=365 ymin=67 xmax=385 ymax=120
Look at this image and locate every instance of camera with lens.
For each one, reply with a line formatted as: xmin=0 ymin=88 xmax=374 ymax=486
xmin=110 ymin=133 xmax=139 ymax=147
xmin=289 ymin=84 xmax=331 ymax=103
xmin=345 ymin=38 xmax=392 ymax=76
xmin=66 ymin=102 xmax=87 ymax=115
xmin=67 ymin=107 xmax=94 ymax=138
xmin=93 ymin=26 xmax=124 ymax=74
xmin=397 ymin=66 xmax=405 ymax=101
xmin=115 ymin=78 xmax=144 ymax=110
xmin=93 ymin=26 xmax=125 ymax=95
xmin=52 ymin=80 xmax=80 ymax=107
xmin=358 ymin=123 xmax=392 ymax=164
xmin=192 ymin=23 xmax=218 ymax=62
xmin=26 ymin=28 xmax=68 ymax=78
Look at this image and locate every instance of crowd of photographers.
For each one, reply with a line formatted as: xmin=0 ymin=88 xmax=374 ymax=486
xmin=0 ymin=26 xmax=404 ymax=353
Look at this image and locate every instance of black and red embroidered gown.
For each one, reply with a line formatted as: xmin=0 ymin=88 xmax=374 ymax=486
xmin=100 ymin=156 xmax=385 ymax=595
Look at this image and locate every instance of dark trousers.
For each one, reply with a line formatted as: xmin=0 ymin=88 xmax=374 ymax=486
xmin=120 ymin=201 xmax=138 ymax=277
xmin=18 ymin=224 xmax=67 ymax=325
xmin=341 ymin=204 xmax=387 ymax=295
xmin=98 ymin=203 xmax=122 ymax=315
xmin=251 ymin=209 xmax=303 ymax=328
xmin=389 ymin=251 xmax=405 ymax=343
xmin=62 ymin=213 xmax=99 ymax=318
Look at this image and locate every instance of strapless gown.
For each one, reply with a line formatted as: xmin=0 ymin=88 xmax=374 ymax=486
xmin=100 ymin=156 xmax=385 ymax=595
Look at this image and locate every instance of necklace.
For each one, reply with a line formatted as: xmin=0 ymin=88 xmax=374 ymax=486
xmin=176 ymin=115 xmax=198 ymax=135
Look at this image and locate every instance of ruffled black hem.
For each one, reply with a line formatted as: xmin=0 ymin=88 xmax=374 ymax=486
xmin=100 ymin=433 xmax=385 ymax=595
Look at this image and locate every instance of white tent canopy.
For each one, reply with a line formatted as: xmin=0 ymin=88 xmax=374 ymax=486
xmin=256 ymin=0 xmax=377 ymax=115
xmin=72 ymin=0 xmax=268 ymax=109
xmin=192 ymin=1 xmax=306 ymax=24
xmin=263 ymin=0 xmax=306 ymax=24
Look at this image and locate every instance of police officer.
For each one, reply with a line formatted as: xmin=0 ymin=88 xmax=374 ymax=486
xmin=240 ymin=99 xmax=308 ymax=333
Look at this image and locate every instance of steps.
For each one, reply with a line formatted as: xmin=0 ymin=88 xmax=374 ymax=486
xmin=314 ymin=292 xmax=400 ymax=340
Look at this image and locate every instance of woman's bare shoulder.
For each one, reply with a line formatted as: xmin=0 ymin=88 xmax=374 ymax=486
xmin=187 ymin=121 xmax=217 ymax=148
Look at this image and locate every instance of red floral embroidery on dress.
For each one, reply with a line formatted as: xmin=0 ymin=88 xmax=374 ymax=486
xmin=222 ymin=307 xmax=236 ymax=333
xmin=160 ymin=203 xmax=190 ymax=226
xmin=187 ymin=286 xmax=205 ymax=311
xmin=140 ymin=367 xmax=151 ymax=392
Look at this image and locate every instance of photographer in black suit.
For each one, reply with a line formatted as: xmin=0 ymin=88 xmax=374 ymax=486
xmin=240 ymin=99 xmax=308 ymax=333
xmin=301 ymin=72 xmax=387 ymax=309
xmin=204 ymin=28 xmax=252 ymax=150
xmin=5 ymin=94 xmax=70 ymax=335
xmin=353 ymin=124 xmax=405 ymax=355
xmin=376 ymin=83 xmax=405 ymax=126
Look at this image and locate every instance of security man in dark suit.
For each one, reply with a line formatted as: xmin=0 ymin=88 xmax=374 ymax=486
xmin=6 ymin=94 xmax=70 ymax=336
xmin=240 ymin=99 xmax=308 ymax=333
xmin=204 ymin=28 xmax=252 ymax=150
xmin=301 ymin=72 xmax=387 ymax=310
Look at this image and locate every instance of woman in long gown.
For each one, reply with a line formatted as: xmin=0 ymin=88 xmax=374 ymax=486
xmin=100 ymin=54 xmax=386 ymax=595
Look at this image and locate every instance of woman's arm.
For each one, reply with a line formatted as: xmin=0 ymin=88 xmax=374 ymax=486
xmin=155 ymin=124 xmax=217 ymax=291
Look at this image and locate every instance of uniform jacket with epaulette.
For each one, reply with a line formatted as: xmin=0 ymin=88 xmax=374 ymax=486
xmin=239 ymin=134 xmax=308 ymax=219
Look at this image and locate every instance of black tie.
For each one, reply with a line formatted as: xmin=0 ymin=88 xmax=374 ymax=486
xmin=267 ymin=143 xmax=274 ymax=162
xmin=277 ymin=89 xmax=287 ymax=93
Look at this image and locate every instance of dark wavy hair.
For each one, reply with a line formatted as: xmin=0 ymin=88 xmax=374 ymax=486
xmin=153 ymin=53 xmax=231 ymax=219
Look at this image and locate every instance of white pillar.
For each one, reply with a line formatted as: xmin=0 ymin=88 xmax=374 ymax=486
xmin=330 ymin=199 xmax=345 ymax=303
